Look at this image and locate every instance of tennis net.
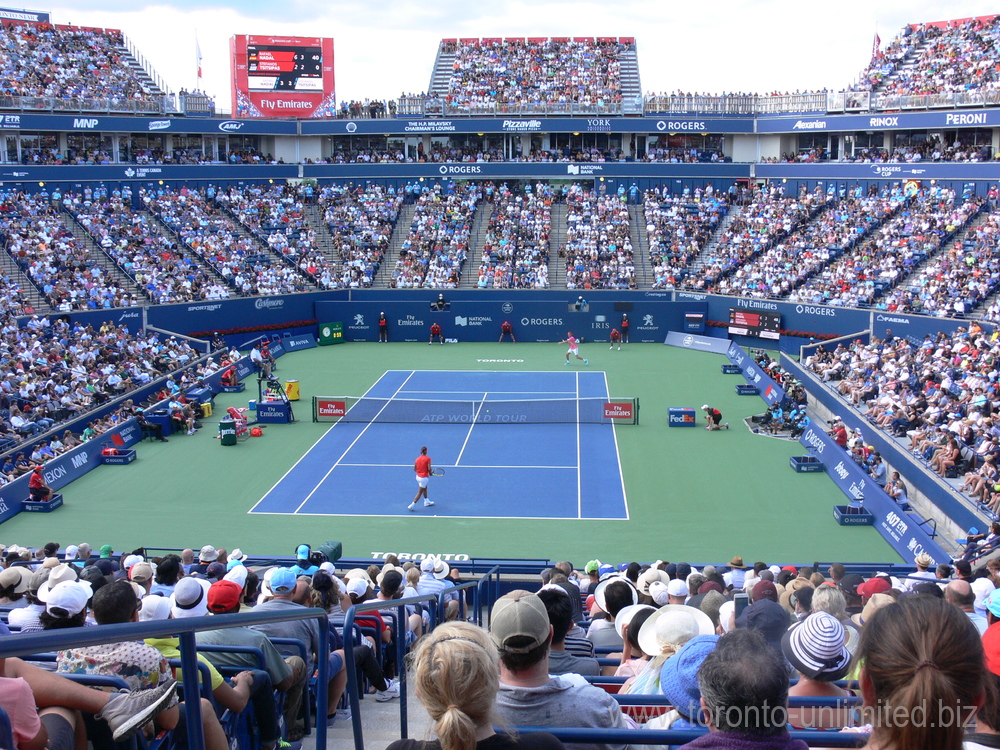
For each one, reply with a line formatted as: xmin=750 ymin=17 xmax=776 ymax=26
xmin=312 ymin=396 xmax=639 ymax=425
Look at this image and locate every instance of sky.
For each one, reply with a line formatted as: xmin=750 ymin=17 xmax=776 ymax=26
xmin=47 ymin=0 xmax=1000 ymax=113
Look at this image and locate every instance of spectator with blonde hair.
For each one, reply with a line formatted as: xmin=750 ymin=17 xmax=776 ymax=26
xmin=386 ymin=621 xmax=564 ymax=750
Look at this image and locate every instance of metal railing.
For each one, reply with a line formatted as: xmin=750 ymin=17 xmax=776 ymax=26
xmin=341 ymin=565 xmax=500 ymax=750
xmin=0 ymin=607 xmax=331 ymax=750
xmin=0 ymin=94 xmax=170 ymax=115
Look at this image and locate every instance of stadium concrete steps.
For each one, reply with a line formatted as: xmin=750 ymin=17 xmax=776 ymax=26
xmin=142 ymin=206 xmax=251 ymax=296
xmin=303 ymin=202 xmax=342 ymax=277
xmin=428 ymin=47 xmax=456 ymax=97
xmin=460 ymin=203 xmax=492 ymax=289
xmin=116 ymin=44 xmax=168 ymax=97
xmin=58 ymin=207 xmax=146 ymax=302
xmin=686 ymin=205 xmax=742 ymax=277
xmin=550 ymin=203 xmax=568 ymax=288
xmin=629 ymin=204 xmax=652 ymax=287
xmin=0 ymin=249 xmax=49 ymax=313
xmin=618 ymin=45 xmax=642 ymax=105
xmin=211 ymin=199 xmax=322 ymax=291
xmin=869 ymin=35 xmax=937 ymax=96
xmin=373 ymin=203 xmax=417 ymax=288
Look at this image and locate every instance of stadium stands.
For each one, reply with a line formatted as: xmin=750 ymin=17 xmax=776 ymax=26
xmin=691 ymin=187 xmax=823 ymax=292
xmin=476 ymin=182 xmax=551 ymax=289
xmin=439 ymin=38 xmax=629 ymax=111
xmin=643 ymin=188 xmax=728 ymax=290
xmin=143 ymin=188 xmax=315 ymax=297
xmin=716 ymin=188 xmax=901 ymax=299
xmin=389 ymin=182 xmax=480 ymax=289
xmin=0 ymin=22 xmax=171 ymax=112
xmin=563 ymin=184 xmax=635 ymax=290
xmin=792 ymin=190 xmax=984 ymax=309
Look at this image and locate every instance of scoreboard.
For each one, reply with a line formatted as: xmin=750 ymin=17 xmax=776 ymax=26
xmin=728 ymin=308 xmax=781 ymax=340
xmin=231 ymin=35 xmax=335 ymax=118
xmin=247 ymin=43 xmax=324 ymax=91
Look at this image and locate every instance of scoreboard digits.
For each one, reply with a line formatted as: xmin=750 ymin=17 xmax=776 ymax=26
xmin=728 ymin=308 xmax=781 ymax=340
xmin=247 ymin=44 xmax=324 ymax=92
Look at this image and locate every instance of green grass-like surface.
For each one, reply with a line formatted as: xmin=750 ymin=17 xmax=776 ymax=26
xmin=1 ymin=342 xmax=898 ymax=564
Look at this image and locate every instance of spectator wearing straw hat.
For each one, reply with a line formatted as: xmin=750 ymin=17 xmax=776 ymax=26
xmin=723 ymin=556 xmax=747 ymax=590
xmin=623 ymin=604 xmax=714 ymax=695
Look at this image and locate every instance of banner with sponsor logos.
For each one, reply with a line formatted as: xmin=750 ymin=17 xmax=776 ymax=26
xmin=304 ymin=162 xmax=748 ymax=181
xmin=756 ymin=162 xmax=1000 ymax=182
xmin=781 ymin=355 xmax=981 ymax=535
xmin=725 ymin=342 xmax=785 ymax=406
xmin=301 ymin=115 xmax=754 ymax=136
xmin=797 ymin=423 xmax=949 ymax=564
xmin=663 ymin=330 xmax=730 ymax=355
xmin=0 ymin=6 xmax=48 ymax=22
xmin=316 ymin=298 xmax=681 ymax=343
xmin=0 ymin=164 xmax=299 ymax=184
xmin=0 ymin=419 xmax=141 ymax=525
xmin=145 ymin=293 xmax=330 ymax=337
xmin=757 ymin=108 xmax=1000 ymax=133
xmin=0 ymin=113 xmax=296 ymax=135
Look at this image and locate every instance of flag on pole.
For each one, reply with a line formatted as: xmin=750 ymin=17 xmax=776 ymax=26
xmin=871 ymin=31 xmax=881 ymax=61
xmin=195 ymin=34 xmax=203 ymax=83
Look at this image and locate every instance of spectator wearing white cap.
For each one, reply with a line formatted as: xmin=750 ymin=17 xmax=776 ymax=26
xmin=416 ymin=558 xmax=459 ymax=619
xmin=188 ymin=545 xmax=218 ymax=578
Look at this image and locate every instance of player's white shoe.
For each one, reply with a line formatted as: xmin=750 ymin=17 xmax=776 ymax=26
xmin=424 ymin=500 xmax=435 ymax=507
xmin=584 ymin=359 xmax=589 ymax=365
xmin=407 ymin=504 xmax=416 ymax=512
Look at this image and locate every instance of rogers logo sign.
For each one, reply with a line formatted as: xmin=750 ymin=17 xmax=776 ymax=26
xmin=802 ymin=428 xmax=826 ymax=454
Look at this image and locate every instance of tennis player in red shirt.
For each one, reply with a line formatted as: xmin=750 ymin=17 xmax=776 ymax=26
xmin=407 ymin=446 xmax=435 ymax=512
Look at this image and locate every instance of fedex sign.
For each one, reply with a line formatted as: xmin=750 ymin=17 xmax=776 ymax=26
xmin=668 ymin=407 xmax=697 ymax=427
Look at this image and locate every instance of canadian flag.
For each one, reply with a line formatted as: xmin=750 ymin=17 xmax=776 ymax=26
xmin=871 ymin=32 xmax=881 ymax=61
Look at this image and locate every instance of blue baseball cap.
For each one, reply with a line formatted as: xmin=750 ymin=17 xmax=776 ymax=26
xmin=987 ymin=588 xmax=1000 ymax=618
xmin=598 ymin=564 xmax=615 ymax=578
xmin=270 ymin=568 xmax=297 ymax=594
xmin=296 ymin=544 xmax=310 ymax=560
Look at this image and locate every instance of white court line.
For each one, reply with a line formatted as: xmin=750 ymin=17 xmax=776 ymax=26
xmin=603 ymin=370 xmax=631 ymax=522
xmin=399 ymin=390 xmax=577 ymax=395
xmin=251 ymin=511 xmax=631 ymax=521
xmin=291 ymin=370 xmax=416 ymax=514
xmin=454 ymin=392 xmax=486 ymax=466
xmin=576 ymin=370 xmax=582 ymax=520
xmin=335 ymin=463 xmax=577 ymax=469
xmin=248 ymin=369 xmax=393 ymax=514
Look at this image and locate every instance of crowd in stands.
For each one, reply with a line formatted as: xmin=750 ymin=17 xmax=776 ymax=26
xmin=64 ymin=187 xmax=227 ymax=304
xmin=878 ymin=198 xmax=996 ymax=317
xmin=389 ymin=182 xmax=480 ymax=289
xmin=716 ymin=187 xmax=901 ymax=299
xmin=316 ymin=184 xmax=403 ymax=288
xmin=143 ymin=187 xmax=313 ymax=297
xmin=864 ymin=17 xmax=1000 ymax=96
xmin=4 ymin=542 xmax=1000 ymax=750
xmin=476 ymin=183 xmax=551 ymax=289
xmin=0 ymin=316 xmax=201 ymax=462
xmin=0 ymin=191 xmax=139 ymax=311
xmin=563 ymin=184 xmax=635 ymax=290
xmin=444 ymin=39 xmax=626 ymax=109
xmin=0 ymin=24 xmax=157 ymax=103
xmin=336 ymin=99 xmax=397 ymax=119
xmin=692 ymin=185 xmax=821 ymax=292
xmin=643 ymin=187 xmax=728 ymax=290
xmin=840 ymin=141 xmax=995 ymax=164
xmin=791 ymin=189 xmax=983 ymax=309
xmin=806 ymin=324 xmax=1000 ymax=512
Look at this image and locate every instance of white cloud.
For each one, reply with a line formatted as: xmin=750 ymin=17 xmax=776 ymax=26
xmin=50 ymin=0 xmax=1000 ymax=112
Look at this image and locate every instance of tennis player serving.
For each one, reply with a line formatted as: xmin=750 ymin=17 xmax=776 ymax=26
xmin=408 ymin=446 xmax=436 ymax=512
xmin=560 ymin=332 xmax=588 ymax=366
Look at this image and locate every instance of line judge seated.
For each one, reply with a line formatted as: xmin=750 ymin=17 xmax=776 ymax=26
xmin=430 ymin=293 xmax=449 ymax=311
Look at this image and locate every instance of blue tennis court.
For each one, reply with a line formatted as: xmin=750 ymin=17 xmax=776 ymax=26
xmin=249 ymin=370 xmax=629 ymax=519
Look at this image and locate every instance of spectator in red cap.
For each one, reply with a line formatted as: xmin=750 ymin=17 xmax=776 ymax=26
xmin=752 ymin=580 xmax=778 ymax=603
xmin=857 ymin=576 xmax=892 ymax=602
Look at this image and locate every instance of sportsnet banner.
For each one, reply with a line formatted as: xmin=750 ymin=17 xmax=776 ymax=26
xmin=663 ymin=330 xmax=730 ymax=355
xmin=798 ymin=424 xmax=949 ymax=564
xmin=725 ymin=342 xmax=785 ymax=406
